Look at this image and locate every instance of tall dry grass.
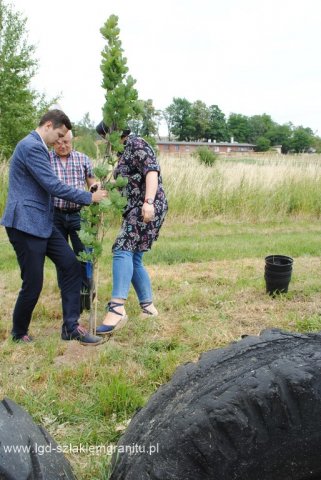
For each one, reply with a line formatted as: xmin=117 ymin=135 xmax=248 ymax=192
xmin=159 ymin=153 xmax=321 ymax=220
xmin=2 ymin=153 xmax=321 ymax=221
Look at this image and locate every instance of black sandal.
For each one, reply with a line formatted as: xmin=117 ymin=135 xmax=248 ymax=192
xmin=96 ymin=301 xmax=128 ymax=335
xmin=140 ymin=301 xmax=158 ymax=316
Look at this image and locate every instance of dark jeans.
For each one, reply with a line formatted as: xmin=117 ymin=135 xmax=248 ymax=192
xmin=53 ymin=210 xmax=89 ymax=291
xmin=6 ymin=226 xmax=81 ymax=338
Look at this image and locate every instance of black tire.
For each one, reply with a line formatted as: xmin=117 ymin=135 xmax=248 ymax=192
xmin=0 ymin=397 xmax=76 ymax=480
xmin=109 ymin=329 xmax=321 ymax=480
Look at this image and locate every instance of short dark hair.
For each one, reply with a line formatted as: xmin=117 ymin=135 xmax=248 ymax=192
xmin=39 ymin=109 xmax=72 ymax=130
xmin=96 ymin=120 xmax=109 ymax=137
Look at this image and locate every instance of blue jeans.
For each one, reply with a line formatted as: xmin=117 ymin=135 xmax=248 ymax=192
xmin=112 ymin=250 xmax=152 ymax=303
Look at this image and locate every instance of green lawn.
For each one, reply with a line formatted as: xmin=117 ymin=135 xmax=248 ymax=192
xmin=147 ymin=218 xmax=321 ymax=264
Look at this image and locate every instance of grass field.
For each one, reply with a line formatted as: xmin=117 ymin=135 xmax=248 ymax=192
xmin=1 ymin=218 xmax=321 ymax=478
xmin=1 ymin=154 xmax=321 ymax=478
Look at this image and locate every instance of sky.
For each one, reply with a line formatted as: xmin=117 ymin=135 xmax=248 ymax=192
xmin=10 ymin=0 xmax=321 ymax=136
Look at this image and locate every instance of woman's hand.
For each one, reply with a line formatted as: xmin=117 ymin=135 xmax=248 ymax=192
xmin=143 ymin=172 xmax=158 ymax=222
xmin=142 ymin=203 xmax=155 ymax=223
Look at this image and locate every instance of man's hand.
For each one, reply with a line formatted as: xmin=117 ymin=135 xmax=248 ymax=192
xmin=92 ymin=188 xmax=107 ymax=203
xmin=142 ymin=203 xmax=155 ymax=223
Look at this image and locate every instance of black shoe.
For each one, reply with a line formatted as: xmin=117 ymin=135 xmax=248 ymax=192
xmin=12 ymin=334 xmax=34 ymax=343
xmin=61 ymin=326 xmax=103 ymax=346
xmin=96 ymin=301 xmax=128 ymax=336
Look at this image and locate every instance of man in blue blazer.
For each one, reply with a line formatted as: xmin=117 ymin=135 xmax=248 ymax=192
xmin=1 ymin=109 xmax=106 ymax=345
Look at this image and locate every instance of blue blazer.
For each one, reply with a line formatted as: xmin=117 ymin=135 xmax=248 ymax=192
xmin=1 ymin=131 xmax=92 ymax=238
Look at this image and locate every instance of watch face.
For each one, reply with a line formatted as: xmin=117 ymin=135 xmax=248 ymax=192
xmin=147 ymin=199 xmax=154 ymax=204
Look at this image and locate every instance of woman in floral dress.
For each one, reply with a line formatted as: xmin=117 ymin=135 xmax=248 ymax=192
xmin=96 ymin=130 xmax=168 ymax=335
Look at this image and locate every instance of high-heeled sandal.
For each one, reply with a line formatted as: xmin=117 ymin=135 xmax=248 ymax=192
xmin=96 ymin=301 xmax=128 ymax=335
xmin=140 ymin=301 xmax=158 ymax=317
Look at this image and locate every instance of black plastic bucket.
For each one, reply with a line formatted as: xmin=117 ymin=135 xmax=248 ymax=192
xmin=264 ymin=255 xmax=293 ymax=295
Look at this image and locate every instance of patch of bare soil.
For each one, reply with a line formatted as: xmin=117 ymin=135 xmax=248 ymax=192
xmin=54 ymin=337 xmax=111 ymax=367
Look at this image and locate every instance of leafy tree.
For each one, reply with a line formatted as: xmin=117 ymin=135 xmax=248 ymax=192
xmin=168 ymin=97 xmax=194 ymax=141
xmin=128 ymin=99 xmax=159 ymax=137
xmin=73 ymin=112 xmax=96 ymax=137
xmin=248 ymin=114 xmax=275 ymax=144
xmin=126 ymin=117 xmax=140 ymax=135
xmin=139 ymin=99 xmax=159 ymax=137
xmin=290 ymin=126 xmax=314 ymax=153
xmin=266 ymin=123 xmax=293 ymax=153
xmin=154 ymin=108 xmax=164 ymax=140
xmin=162 ymin=105 xmax=175 ymax=141
xmin=311 ymin=135 xmax=321 ymax=153
xmin=227 ymin=113 xmax=251 ymax=143
xmin=0 ymin=1 xmax=48 ymax=158
xmin=205 ymin=105 xmax=228 ymax=142
xmin=190 ymin=100 xmax=209 ymax=140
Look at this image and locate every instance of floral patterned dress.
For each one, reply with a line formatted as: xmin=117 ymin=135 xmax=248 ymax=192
xmin=112 ymin=135 xmax=168 ymax=252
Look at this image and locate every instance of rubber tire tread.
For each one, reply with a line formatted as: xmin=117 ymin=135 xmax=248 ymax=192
xmin=0 ymin=397 xmax=76 ymax=480
xmin=109 ymin=329 xmax=321 ymax=480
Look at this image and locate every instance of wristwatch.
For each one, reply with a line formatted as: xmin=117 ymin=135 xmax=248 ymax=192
xmin=144 ymin=198 xmax=155 ymax=205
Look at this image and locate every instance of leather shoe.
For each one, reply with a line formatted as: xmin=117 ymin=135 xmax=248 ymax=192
xmin=61 ymin=326 xmax=103 ymax=346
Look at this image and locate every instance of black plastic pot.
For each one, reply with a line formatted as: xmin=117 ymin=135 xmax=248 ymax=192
xmin=265 ymin=255 xmax=293 ymax=295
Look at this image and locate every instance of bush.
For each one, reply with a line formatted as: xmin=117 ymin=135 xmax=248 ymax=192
xmin=194 ymin=146 xmax=218 ymax=167
xmin=255 ymin=136 xmax=271 ymax=152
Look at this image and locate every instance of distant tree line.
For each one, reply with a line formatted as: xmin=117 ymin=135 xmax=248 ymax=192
xmin=160 ymin=99 xmax=320 ymax=154
xmin=115 ymin=97 xmax=321 ymax=154
xmin=1 ymin=0 xmax=320 ymax=158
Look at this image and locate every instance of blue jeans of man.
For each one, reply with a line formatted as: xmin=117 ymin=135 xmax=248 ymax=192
xmin=112 ymin=250 xmax=152 ymax=303
xmin=6 ymin=226 xmax=81 ymax=338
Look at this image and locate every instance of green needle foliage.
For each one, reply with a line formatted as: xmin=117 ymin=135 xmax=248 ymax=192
xmin=100 ymin=14 xmax=141 ymax=155
xmin=78 ymin=14 xmax=141 ymax=330
xmin=78 ymin=169 xmax=128 ymax=267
